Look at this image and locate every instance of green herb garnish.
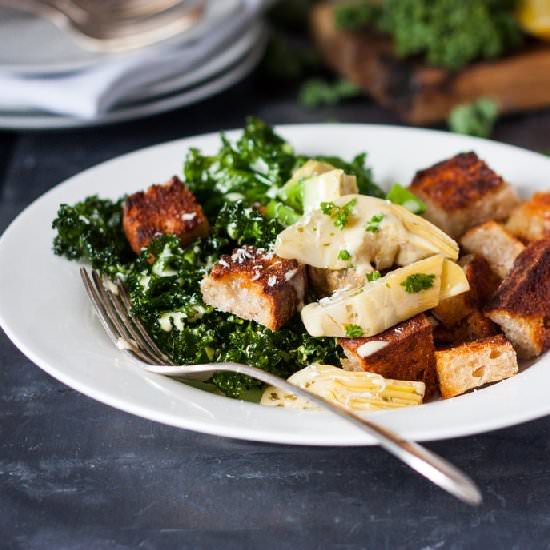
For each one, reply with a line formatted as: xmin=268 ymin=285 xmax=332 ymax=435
xmin=338 ymin=249 xmax=352 ymax=261
xmin=298 ymin=78 xmax=361 ymax=109
xmin=386 ymin=184 xmax=427 ymax=215
xmin=366 ymin=271 xmax=381 ymax=282
xmin=364 ymin=213 xmax=385 ymax=233
xmin=448 ymin=98 xmax=499 ymax=138
xmin=320 ymin=198 xmax=357 ymax=229
xmin=344 ymin=324 xmax=364 ymax=338
xmin=401 ymin=273 xmax=436 ymax=293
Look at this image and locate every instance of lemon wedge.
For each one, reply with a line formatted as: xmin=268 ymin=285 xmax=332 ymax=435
xmin=517 ymin=0 xmax=550 ymax=40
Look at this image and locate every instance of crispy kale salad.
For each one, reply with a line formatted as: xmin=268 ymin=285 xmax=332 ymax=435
xmin=52 ymin=118 xmax=383 ymax=399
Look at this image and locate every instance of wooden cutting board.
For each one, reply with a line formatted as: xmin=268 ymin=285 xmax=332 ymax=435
xmin=311 ymin=2 xmax=550 ymax=124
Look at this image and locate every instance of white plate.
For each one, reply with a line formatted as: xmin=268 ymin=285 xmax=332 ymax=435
xmin=0 ymin=0 xmax=243 ymax=75
xmin=1 ymin=125 xmax=549 ymax=446
xmin=0 ymin=37 xmax=266 ymax=130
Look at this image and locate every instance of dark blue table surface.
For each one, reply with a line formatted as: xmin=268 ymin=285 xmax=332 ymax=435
xmin=2 ymin=77 xmax=550 ymax=550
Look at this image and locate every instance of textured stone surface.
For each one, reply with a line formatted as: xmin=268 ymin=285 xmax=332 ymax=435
xmin=1 ymin=77 xmax=550 ymax=549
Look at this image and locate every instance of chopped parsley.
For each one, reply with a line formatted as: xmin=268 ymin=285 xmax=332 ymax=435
xmin=364 ymin=213 xmax=385 ymax=232
xmin=366 ymin=270 xmax=381 ymax=282
xmin=344 ymin=324 xmax=364 ymax=338
xmin=401 ymin=273 xmax=436 ymax=293
xmin=320 ymin=198 xmax=357 ymax=229
xmin=338 ymin=249 xmax=352 ymax=261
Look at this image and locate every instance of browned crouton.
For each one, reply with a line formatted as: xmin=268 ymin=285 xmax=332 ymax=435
xmin=433 ymin=310 xmax=500 ymax=348
xmin=506 ymin=192 xmax=550 ymax=242
xmin=409 ymin=152 xmax=520 ymax=239
xmin=200 ymin=246 xmax=306 ymax=331
xmin=461 ymin=221 xmax=525 ymax=279
xmin=123 ymin=176 xmax=209 ymax=254
xmin=485 ymin=239 xmax=550 ymax=358
xmin=433 ymin=254 xmax=501 ymax=327
xmin=339 ymin=314 xmax=437 ymax=397
xmin=435 ymin=335 xmax=518 ymax=399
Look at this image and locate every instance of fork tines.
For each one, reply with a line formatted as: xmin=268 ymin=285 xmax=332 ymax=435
xmin=80 ymin=268 xmax=174 ymax=366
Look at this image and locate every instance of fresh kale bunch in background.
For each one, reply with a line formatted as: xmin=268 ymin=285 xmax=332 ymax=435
xmin=298 ymin=78 xmax=361 ymax=109
xmin=335 ymin=0 xmax=524 ymax=71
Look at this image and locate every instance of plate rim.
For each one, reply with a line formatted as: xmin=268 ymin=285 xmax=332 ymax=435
xmin=1 ymin=123 xmax=549 ymax=446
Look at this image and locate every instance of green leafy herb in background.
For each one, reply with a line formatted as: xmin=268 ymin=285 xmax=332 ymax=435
xmin=448 ymin=97 xmax=499 ymax=138
xmin=335 ymin=0 xmax=523 ymax=71
xmin=298 ymin=78 xmax=362 ymax=109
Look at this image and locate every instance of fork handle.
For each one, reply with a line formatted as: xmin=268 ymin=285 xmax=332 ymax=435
xmin=146 ymin=362 xmax=482 ymax=506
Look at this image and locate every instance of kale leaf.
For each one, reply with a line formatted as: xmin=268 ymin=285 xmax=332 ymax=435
xmin=335 ymin=0 xmax=524 ymax=71
xmin=184 ymin=117 xmax=384 ymax=223
xmin=52 ymin=195 xmax=133 ymax=276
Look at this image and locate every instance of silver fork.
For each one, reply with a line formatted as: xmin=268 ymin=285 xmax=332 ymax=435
xmin=0 ymin=0 xmax=206 ymax=53
xmin=80 ymin=267 xmax=482 ymax=506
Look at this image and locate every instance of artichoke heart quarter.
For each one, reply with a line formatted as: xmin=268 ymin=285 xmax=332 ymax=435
xmin=274 ymin=195 xmax=458 ymax=270
xmin=301 ymin=256 xmax=469 ymax=338
xmin=261 ymin=364 xmax=425 ymax=412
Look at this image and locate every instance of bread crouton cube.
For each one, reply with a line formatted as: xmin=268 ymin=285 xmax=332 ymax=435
xmin=339 ymin=313 xmax=437 ymax=397
xmin=123 ymin=176 xmax=209 ymax=254
xmin=435 ymin=335 xmax=518 ymax=399
xmin=485 ymin=239 xmax=550 ymax=358
xmin=461 ymin=221 xmax=525 ymax=279
xmin=200 ymin=246 xmax=306 ymax=331
xmin=433 ymin=310 xmax=500 ymax=348
xmin=433 ymin=255 xmax=501 ymax=327
xmin=506 ymin=192 xmax=550 ymax=242
xmin=409 ymin=152 xmax=520 ymax=239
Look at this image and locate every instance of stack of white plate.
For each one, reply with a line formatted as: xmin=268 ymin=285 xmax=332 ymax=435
xmin=0 ymin=1 xmax=269 ymax=130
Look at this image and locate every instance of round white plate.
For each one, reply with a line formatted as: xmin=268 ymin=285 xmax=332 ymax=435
xmin=0 ymin=36 xmax=266 ymax=130
xmin=1 ymin=125 xmax=548 ymax=446
xmin=0 ymin=0 xmax=243 ymax=75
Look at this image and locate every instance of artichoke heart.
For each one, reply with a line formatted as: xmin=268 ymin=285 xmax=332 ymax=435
xmin=261 ymin=364 xmax=425 ymax=412
xmin=274 ymin=194 xmax=458 ymax=270
xmin=301 ymin=256 xmax=469 ymax=338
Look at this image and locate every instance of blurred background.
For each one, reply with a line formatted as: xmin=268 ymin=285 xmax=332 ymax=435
xmin=0 ymin=0 xmax=549 ymax=141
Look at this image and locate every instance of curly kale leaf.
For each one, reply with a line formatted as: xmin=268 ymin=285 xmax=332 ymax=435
xmin=184 ymin=117 xmax=298 ymax=219
xmin=335 ymin=0 xmax=523 ymax=71
xmin=184 ymin=117 xmax=382 ymax=224
xmin=52 ymin=195 xmax=133 ymax=276
xmin=212 ymin=201 xmax=283 ymax=250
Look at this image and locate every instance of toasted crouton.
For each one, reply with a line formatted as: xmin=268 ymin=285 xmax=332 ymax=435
xmin=409 ymin=152 xmax=520 ymax=239
xmin=435 ymin=335 xmax=518 ymax=399
xmin=200 ymin=246 xmax=306 ymax=331
xmin=433 ymin=310 xmax=500 ymax=348
xmin=433 ymin=254 xmax=501 ymax=327
xmin=461 ymin=221 xmax=525 ymax=279
xmin=485 ymin=240 xmax=550 ymax=358
xmin=123 ymin=176 xmax=209 ymax=254
xmin=506 ymin=192 xmax=550 ymax=242
xmin=339 ymin=313 xmax=437 ymax=397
